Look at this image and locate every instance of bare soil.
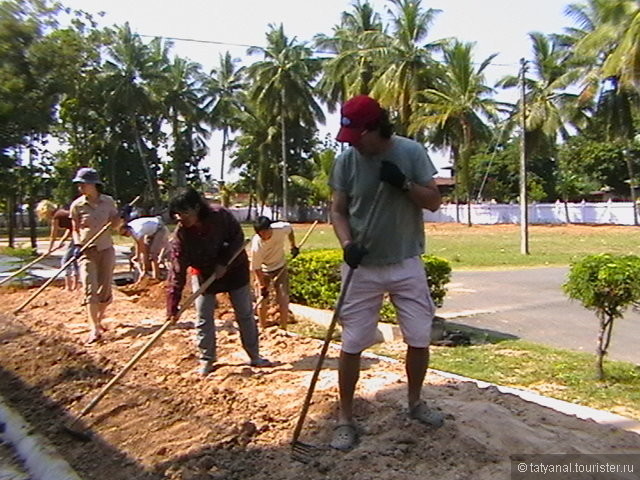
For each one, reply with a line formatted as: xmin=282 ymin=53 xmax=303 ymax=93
xmin=0 ymin=281 xmax=639 ymax=480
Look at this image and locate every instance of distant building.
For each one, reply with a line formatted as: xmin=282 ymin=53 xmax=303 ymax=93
xmin=434 ymin=177 xmax=455 ymax=197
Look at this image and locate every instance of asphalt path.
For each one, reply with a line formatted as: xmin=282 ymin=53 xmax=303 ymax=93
xmin=438 ymin=267 xmax=640 ymax=365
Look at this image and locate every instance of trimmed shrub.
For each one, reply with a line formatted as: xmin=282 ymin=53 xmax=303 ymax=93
xmin=563 ymin=253 xmax=640 ymax=380
xmin=289 ymin=249 xmax=452 ymax=321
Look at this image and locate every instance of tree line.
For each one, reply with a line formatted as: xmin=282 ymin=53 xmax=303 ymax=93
xmin=2 ymin=0 xmax=640 ymax=244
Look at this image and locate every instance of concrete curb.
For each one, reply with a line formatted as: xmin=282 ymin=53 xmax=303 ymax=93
xmin=290 ymin=303 xmax=640 ymax=438
xmin=0 ymin=396 xmax=83 ymax=480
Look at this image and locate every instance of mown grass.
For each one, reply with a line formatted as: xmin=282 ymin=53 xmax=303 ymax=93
xmin=289 ymin=317 xmax=640 ymax=421
xmin=0 ymin=246 xmax=37 ymax=259
xmin=245 ymin=222 xmax=640 ymax=268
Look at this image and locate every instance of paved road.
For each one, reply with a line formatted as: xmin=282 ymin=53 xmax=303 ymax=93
xmin=438 ymin=267 xmax=640 ymax=365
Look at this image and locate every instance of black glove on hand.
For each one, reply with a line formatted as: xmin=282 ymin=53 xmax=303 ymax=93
xmin=291 ymin=246 xmax=300 ymax=258
xmin=260 ymin=287 xmax=269 ymax=299
xmin=380 ymin=160 xmax=406 ymax=190
xmin=343 ymin=242 xmax=368 ymax=269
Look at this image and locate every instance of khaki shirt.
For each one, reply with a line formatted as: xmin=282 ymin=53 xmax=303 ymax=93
xmin=69 ymin=194 xmax=119 ymax=251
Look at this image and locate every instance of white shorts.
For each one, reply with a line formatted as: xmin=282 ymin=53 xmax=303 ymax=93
xmin=339 ymin=256 xmax=435 ymax=354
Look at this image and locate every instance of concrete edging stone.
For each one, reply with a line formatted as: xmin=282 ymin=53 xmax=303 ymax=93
xmin=0 ymin=396 xmax=83 ymax=480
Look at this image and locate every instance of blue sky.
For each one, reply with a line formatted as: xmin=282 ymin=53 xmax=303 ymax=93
xmin=62 ymin=0 xmax=575 ymax=179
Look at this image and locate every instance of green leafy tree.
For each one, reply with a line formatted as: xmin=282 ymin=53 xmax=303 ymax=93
xmin=564 ymin=253 xmax=640 ymax=379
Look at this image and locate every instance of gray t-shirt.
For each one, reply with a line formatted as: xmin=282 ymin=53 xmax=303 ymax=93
xmin=329 ymin=135 xmax=437 ymax=266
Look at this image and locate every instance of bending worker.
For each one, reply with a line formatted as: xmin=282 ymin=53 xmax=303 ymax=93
xmin=328 ymin=95 xmax=444 ymax=450
xmin=119 ymin=216 xmax=170 ymax=281
xmin=250 ymin=216 xmax=299 ymax=330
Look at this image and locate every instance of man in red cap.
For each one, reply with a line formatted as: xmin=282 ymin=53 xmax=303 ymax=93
xmin=328 ymin=95 xmax=444 ymax=450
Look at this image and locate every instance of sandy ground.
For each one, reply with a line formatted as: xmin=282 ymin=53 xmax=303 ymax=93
xmin=0 ymin=280 xmax=639 ymax=480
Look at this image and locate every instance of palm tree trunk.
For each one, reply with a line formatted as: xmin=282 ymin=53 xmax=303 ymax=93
xmin=220 ymin=125 xmax=228 ymax=181
xmin=461 ymin=120 xmax=473 ymax=227
xmin=624 ymin=147 xmax=638 ymax=225
xmin=132 ymin=119 xmax=162 ymax=210
xmin=281 ymin=91 xmax=288 ymax=221
xmin=27 ymin=144 xmax=37 ymax=250
xmin=7 ymin=192 xmax=15 ymax=249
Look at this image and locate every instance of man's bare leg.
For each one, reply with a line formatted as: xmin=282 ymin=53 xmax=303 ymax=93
xmin=406 ymin=346 xmax=429 ymax=409
xmin=337 ymin=350 xmax=361 ymax=425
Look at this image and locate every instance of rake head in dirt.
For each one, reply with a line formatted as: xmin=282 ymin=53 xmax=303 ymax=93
xmin=291 ymin=441 xmax=329 ymax=464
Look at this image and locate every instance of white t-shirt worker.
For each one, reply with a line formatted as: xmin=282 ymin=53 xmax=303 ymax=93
xmin=120 ymin=216 xmax=170 ymax=281
xmin=250 ymin=217 xmax=298 ymax=330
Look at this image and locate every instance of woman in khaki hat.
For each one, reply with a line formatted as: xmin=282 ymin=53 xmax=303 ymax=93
xmin=69 ymin=167 xmax=121 ymax=344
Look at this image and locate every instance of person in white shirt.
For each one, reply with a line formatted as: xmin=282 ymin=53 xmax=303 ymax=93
xmin=250 ymin=216 xmax=299 ymax=330
xmin=119 ymin=216 xmax=170 ymax=281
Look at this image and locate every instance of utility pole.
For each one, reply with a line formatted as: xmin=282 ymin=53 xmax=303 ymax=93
xmin=519 ymin=58 xmax=529 ymax=255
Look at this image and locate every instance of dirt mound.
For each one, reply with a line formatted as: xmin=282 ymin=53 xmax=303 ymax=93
xmin=0 ymin=285 xmax=639 ymax=480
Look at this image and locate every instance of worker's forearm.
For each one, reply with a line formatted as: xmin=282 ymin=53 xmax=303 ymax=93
xmin=330 ymin=210 xmax=352 ymax=247
xmin=254 ymin=269 xmax=266 ymax=286
xmin=407 ymin=183 xmax=442 ymax=212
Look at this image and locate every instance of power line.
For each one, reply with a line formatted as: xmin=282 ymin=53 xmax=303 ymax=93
xmin=139 ymin=33 xmax=522 ymax=68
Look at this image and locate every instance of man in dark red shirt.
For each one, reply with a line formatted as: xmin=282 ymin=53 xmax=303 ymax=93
xmin=166 ymin=187 xmax=272 ymax=375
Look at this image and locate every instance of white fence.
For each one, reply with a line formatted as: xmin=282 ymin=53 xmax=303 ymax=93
xmin=224 ymin=200 xmax=639 ymax=225
xmin=424 ymin=201 xmax=639 ymax=225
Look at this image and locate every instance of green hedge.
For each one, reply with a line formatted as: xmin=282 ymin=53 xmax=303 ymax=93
xmin=289 ymin=249 xmax=451 ymax=322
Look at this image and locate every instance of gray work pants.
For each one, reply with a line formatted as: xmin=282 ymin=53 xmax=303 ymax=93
xmin=191 ymin=276 xmax=260 ymax=363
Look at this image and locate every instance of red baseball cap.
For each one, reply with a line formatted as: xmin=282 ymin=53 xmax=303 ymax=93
xmin=336 ymin=95 xmax=383 ymax=144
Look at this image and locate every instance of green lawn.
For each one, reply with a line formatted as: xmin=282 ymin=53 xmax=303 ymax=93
xmin=255 ymin=222 xmax=640 ymax=269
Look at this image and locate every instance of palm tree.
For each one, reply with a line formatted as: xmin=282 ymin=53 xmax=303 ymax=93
xmin=567 ymin=0 xmax=640 ymax=89
xmin=290 ymin=148 xmax=334 ymax=221
xmin=231 ymin=108 xmax=280 ymax=213
xmin=159 ymin=56 xmax=207 ymax=188
xmin=246 ymin=24 xmax=324 ymax=220
xmin=371 ymin=0 xmax=443 ymax=136
xmin=102 ymin=23 xmax=163 ymax=208
xmin=411 ymin=40 xmax=503 ymax=225
xmin=563 ymin=0 xmax=640 ymax=222
xmin=202 ymin=52 xmax=246 ymax=183
xmin=313 ymin=1 xmax=385 ymax=110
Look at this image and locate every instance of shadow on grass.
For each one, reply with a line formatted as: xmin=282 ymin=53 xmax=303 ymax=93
xmin=443 ymin=321 xmax=519 ymax=344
